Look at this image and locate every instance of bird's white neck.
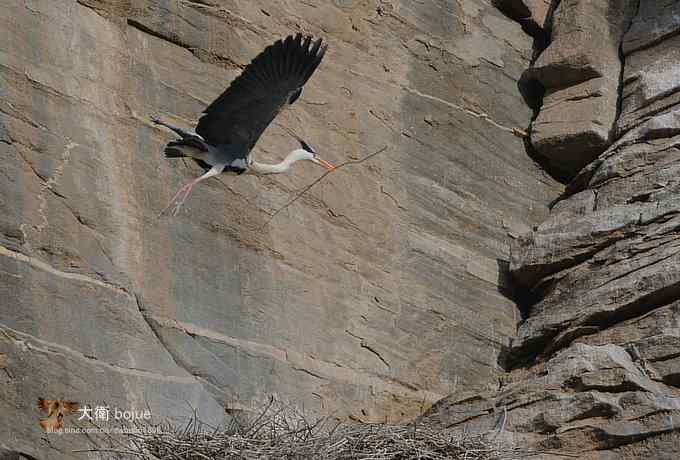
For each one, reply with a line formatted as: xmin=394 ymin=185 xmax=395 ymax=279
xmin=249 ymin=149 xmax=310 ymax=175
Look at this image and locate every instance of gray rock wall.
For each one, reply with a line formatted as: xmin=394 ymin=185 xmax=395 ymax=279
xmin=424 ymin=1 xmax=680 ymax=458
xmin=0 ymin=1 xmax=560 ymax=458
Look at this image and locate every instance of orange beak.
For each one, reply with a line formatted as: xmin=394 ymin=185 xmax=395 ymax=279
xmin=316 ymin=157 xmax=336 ymax=171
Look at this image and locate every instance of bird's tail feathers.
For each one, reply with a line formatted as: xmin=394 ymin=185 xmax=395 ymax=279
xmin=164 ymin=146 xmax=186 ymax=158
xmin=164 ymin=138 xmax=208 ymax=159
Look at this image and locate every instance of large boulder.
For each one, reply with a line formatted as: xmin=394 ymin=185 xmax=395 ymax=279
xmin=526 ymin=0 xmax=637 ymax=177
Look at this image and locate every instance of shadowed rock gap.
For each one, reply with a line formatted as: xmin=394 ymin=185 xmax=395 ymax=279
xmin=613 ymin=0 xmax=641 ymax=137
xmin=497 ymin=0 xmax=574 ymax=185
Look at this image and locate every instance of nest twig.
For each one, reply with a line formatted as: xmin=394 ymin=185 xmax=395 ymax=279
xmin=260 ymin=145 xmax=389 ymax=229
xmin=89 ymin=398 xmax=528 ymax=460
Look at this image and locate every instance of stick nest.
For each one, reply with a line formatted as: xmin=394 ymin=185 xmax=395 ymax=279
xmin=95 ymin=398 xmax=527 ymax=460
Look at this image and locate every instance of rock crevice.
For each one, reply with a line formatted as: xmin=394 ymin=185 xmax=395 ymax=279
xmin=423 ymin=1 xmax=680 ymax=458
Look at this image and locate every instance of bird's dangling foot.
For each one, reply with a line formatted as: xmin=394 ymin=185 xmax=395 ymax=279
xmin=158 ymin=166 xmax=223 ymax=217
xmin=159 ymin=183 xmax=194 ymax=217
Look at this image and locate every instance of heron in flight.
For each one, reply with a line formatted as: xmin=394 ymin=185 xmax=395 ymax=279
xmin=151 ymin=33 xmax=335 ymax=216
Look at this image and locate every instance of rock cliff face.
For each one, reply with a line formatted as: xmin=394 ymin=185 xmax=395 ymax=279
xmin=423 ymin=1 xmax=680 ymax=458
xmin=0 ymin=1 xmax=560 ymax=458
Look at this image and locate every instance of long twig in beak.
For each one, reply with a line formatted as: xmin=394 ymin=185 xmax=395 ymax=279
xmin=260 ymin=145 xmax=388 ymax=229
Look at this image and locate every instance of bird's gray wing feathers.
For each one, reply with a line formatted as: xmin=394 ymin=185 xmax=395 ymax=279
xmin=195 ymin=34 xmax=327 ymax=151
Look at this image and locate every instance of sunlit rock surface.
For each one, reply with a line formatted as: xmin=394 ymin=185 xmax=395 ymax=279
xmin=0 ymin=0 xmax=560 ymax=457
xmin=424 ymin=1 xmax=680 ymax=458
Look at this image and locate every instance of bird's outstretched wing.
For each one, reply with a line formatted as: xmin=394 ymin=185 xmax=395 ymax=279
xmin=196 ymin=33 xmax=327 ymax=150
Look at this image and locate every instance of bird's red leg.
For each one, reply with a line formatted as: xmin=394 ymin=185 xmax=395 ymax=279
xmin=159 ymin=182 xmax=195 ymax=217
xmin=159 ymin=165 xmax=224 ymax=217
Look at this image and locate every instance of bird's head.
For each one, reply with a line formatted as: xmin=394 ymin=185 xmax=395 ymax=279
xmin=295 ymin=138 xmax=335 ymax=171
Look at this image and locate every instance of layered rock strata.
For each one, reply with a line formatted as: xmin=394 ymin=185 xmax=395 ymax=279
xmin=0 ymin=1 xmax=559 ymax=458
xmin=424 ymin=1 xmax=680 ymax=458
